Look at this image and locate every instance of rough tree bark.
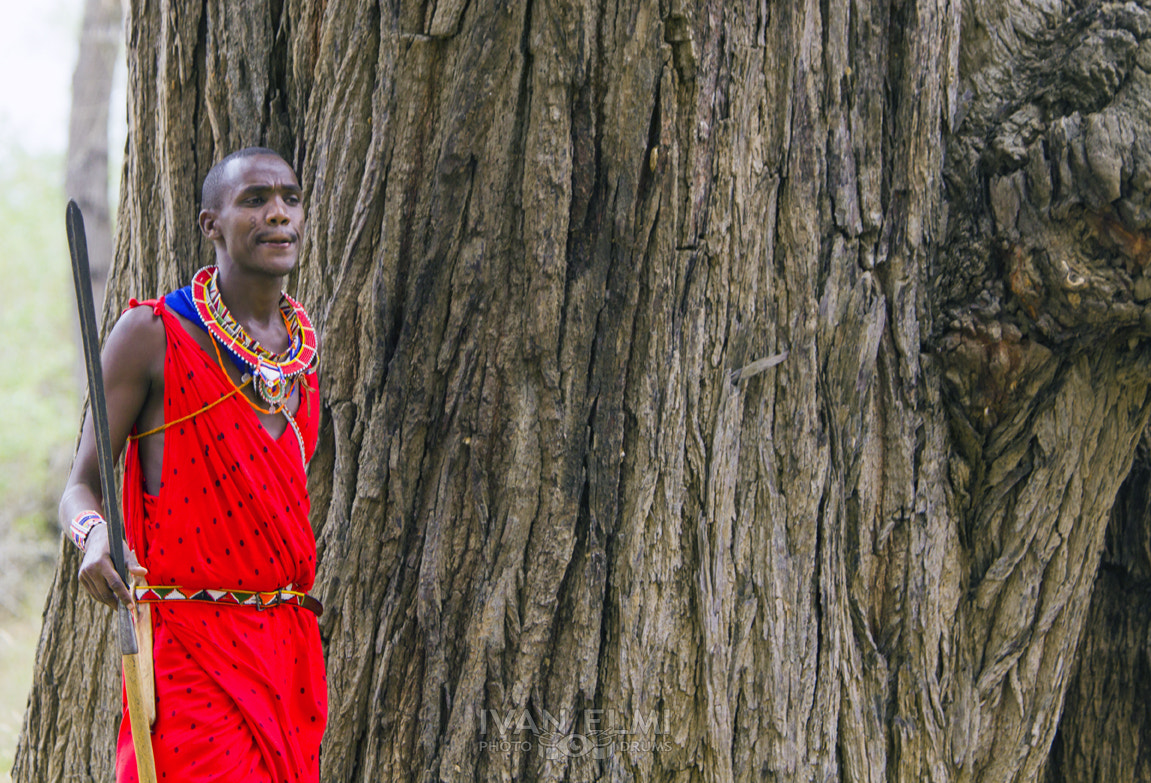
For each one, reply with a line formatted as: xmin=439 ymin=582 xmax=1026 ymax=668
xmin=65 ymin=0 xmax=123 ymax=321
xmin=15 ymin=0 xmax=1151 ymax=781
xmin=1043 ymin=436 xmax=1151 ymax=783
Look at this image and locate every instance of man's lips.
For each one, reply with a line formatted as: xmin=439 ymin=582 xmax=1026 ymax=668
xmin=257 ymin=233 xmax=297 ymax=246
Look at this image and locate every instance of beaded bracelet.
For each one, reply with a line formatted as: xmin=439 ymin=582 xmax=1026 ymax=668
xmin=69 ymin=510 xmax=106 ymax=552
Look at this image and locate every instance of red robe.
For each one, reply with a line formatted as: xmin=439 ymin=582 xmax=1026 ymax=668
xmin=116 ymin=298 xmax=326 ymax=783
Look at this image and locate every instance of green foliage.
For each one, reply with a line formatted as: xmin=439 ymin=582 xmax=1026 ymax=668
xmin=0 ymin=146 xmax=72 ymax=781
xmin=0 ymin=148 xmax=79 ymax=527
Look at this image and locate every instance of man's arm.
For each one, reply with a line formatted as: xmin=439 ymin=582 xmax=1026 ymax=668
xmin=60 ymin=305 xmax=165 ymax=608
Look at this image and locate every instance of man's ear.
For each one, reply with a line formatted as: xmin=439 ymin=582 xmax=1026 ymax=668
xmin=198 ymin=209 xmax=219 ymax=239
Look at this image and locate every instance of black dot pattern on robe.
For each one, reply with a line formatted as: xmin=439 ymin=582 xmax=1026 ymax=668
xmin=114 ymin=298 xmax=325 ymax=783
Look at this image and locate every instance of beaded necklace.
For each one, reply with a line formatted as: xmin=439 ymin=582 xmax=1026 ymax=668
xmin=191 ymin=266 xmax=317 ymax=406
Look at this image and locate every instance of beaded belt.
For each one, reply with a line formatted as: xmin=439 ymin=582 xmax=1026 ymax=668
xmin=133 ymin=585 xmax=323 ymax=617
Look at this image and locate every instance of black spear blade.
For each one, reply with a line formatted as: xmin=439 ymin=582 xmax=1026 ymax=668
xmin=67 ymin=199 xmax=130 ymax=594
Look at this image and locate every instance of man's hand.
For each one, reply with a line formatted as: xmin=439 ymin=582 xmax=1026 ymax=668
xmin=78 ymin=524 xmax=148 ymax=609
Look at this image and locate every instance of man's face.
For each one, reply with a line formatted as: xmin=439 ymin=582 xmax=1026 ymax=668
xmin=200 ymin=155 xmax=305 ymax=277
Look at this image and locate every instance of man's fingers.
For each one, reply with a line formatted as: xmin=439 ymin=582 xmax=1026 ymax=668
xmin=79 ymin=558 xmax=130 ymax=608
xmin=77 ymin=537 xmax=143 ymax=608
xmin=93 ymin=571 xmax=121 ymax=608
xmin=127 ymin=549 xmax=148 ymax=576
xmin=82 ymin=571 xmax=117 ymax=608
xmin=105 ymin=570 xmax=133 ymax=607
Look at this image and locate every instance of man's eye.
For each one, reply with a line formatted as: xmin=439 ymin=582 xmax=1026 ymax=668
xmin=285 ymin=195 xmax=300 ymax=205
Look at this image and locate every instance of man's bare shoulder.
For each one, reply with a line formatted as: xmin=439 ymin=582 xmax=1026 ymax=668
xmin=103 ymin=302 xmax=167 ymax=377
xmin=111 ymin=302 xmax=165 ymax=340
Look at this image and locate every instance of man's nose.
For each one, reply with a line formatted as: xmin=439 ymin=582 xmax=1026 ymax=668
xmin=266 ymin=196 xmax=291 ymax=223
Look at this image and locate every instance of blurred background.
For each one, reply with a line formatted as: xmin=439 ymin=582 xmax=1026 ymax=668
xmin=0 ymin=0 xmax=126 ymax=777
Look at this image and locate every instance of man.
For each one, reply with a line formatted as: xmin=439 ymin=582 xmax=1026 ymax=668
xmin=59 ymin=147 xmax=327 ymax=782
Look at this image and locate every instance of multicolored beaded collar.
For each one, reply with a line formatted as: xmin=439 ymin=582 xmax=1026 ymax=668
xmin=190 ymin=266 xmax=317 ymax=406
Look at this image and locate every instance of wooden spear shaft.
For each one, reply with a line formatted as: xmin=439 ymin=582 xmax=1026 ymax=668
xmin=66 ymin=199 xmax=158 ymax=783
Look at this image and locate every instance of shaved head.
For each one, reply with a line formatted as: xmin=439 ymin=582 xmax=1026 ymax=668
xmin=200 ymin=147 xmax=293 ymax=211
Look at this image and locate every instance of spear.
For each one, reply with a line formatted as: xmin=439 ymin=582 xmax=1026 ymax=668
xmin=66 ymin=199 xmax=158 ymax=783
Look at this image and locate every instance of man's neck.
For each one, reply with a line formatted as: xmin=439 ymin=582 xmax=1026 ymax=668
xmin=214 ymin=264 xmax=285 ymax=328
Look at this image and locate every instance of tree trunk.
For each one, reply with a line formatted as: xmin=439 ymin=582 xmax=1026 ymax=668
xmin=16 ymin=1 xmax=1151 ymax=781
xmin=1044 ymin=439 xmax=1151 ymax=783
xmin=65 ymin=0 xmax=122 ymax=324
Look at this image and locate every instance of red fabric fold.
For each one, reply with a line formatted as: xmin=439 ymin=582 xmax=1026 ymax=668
xmin=116 ymin=298 xmax=326 ymax=783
